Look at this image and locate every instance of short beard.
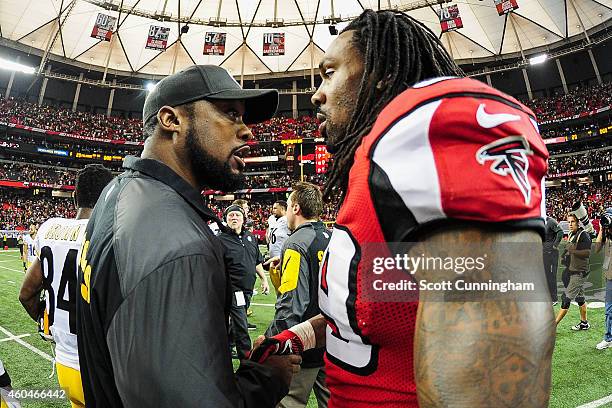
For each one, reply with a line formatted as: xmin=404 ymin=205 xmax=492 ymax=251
xmin=325 ymin=120 xmax=350 ymax=154
xmin=186 ymin=127 xmax=244 ymax=192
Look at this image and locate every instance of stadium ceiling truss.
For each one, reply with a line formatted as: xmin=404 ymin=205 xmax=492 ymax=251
xmin=0 ymin=0 xmax=610 ymax=80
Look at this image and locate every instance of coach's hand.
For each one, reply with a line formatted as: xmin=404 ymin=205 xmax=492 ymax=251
xmin=262 ymin=355 xmax=302 ymax=387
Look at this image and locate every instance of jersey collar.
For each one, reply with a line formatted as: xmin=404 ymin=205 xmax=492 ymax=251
xmin=123 ymin=156 xmax=221 ymax=224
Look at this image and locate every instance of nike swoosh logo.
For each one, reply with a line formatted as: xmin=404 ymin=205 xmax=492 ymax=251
xmin=476 ymin=103 xmax=521 ymax=129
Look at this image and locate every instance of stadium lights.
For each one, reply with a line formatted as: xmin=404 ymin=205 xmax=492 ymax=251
xmin=0 ymin=57 xmax=35 ymax=74
xmin=146 ymin=82 xmax=156 ymax=92
xmin=529 ymin=54 xmax=548 ymax=65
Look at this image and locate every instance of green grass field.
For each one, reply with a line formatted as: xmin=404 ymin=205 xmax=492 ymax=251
xmin=0 ymin=247 xmax=610 ymax=408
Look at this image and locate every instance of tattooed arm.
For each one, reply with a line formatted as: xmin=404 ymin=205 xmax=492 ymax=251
xmin=413 ymin=227 xmax=555 ymax=408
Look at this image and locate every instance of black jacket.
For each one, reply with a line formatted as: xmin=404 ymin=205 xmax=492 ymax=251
xmin=218 ymin=229 xmax=264 ymax=293
xmin=76 ymin=156 xmax=287 ymax=408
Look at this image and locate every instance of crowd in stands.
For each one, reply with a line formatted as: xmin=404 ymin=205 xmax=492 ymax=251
xmin=2 ymin=84 xmax=611 ymax=143
xmin=246 ymin=144 xmax=285 ymax=157
xmin=0 ymin=190 xmax=75 ymax=230
xmin=546 ymin=183 xmax=612 ymax=223
xmin=526 ymin=82 xmax=612 ymax=123
xmin=548 ymin=148 xmax=612 ymax=174
xmin=249 ymin=116 xmax=320 ymax=141
xmin=0 ymin=161 xmax=77 ymax=186
xmin=0 ymin=97 xmax=322 ymax=143
xmin=0 ymin=98 xmax=142 ymax=142
xmin=243 ymin=174 xmax=293 ymax=189
xmin=242 ymin=173 xmax=327 ymax=189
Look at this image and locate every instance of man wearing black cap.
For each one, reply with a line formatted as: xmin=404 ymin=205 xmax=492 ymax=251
xmin=218 ymin=204 xmax=269 ymax=359
xmin=76 ymin=65 xmax=300 ymax=408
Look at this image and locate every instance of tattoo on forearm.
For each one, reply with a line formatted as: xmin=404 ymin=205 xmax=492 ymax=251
xmin=414 ymin=228 xmax=555 ymax=408
xmin=416 ymin=301 xmax=554 ymax=407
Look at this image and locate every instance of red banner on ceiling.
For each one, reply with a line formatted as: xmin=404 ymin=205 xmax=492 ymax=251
xmin=263 ymin=33 xmax=285 ymax=56
xmin=439 ymin=5 xmax=463 ymax=32
xmin=91 ymin=13 xmax=116 ymax=41
xmin=204 ymin=32 xmax=227 ymax=55
xmin=146 ymin=26 xmax=170 ymax=50
xmin=494 ymin=0 xmax=519 ymax=15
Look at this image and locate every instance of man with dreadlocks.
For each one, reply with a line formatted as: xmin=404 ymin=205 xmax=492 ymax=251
xmin=251 ymin=9 xmax=555 ymax=407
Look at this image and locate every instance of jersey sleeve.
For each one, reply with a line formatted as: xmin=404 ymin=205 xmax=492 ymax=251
xmin=368 ymin=93 xmax=548 ymax=242
xmin=266 ymin=242 xmax=311 ymax=336
xmin=33 ymin=231 xmax=42 ymax=260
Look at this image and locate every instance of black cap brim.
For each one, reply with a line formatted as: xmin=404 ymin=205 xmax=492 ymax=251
xmin=206 ymin=88 xmax=279 ymax=125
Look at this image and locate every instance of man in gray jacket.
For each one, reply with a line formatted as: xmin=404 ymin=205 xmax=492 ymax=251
xmin=264 ymin=182 xmax=331 ymax=408
xmin=76 ymin=65 xmax=300 ymax=408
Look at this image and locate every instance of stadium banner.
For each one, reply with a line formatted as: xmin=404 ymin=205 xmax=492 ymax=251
xmin=244 ymin=156 xmax=279 ymax=163
xmin=543 ymin=136 xmax=567 ymax=145
xmin=439 ymin=5 xmax=463 ymax=32
xmin=202 ymin=187 xmax=292 ymax=195
xmin=203 ymin=32 xmax=227 ymax=55
xmin=548 ymin=165 xmax=612 ymax=179
xmin=146 ymin=26 xmax=170 ymax=50
xmin=0 ymin=180 xmax=74 ymax=191
xmin=281 ymin=138 xmax=303 ymax=145
xmin=315 ymin=144 xmax=329 ymax=174
xmin=295 ymin=143 xmax=315 ymax=175
xmin=263 ymin=33 xmax=285 ymax=56
xmin=494 ymin=0 xmax=519 ymax=15
xmin=37 ymin=147 xmax=69 ymax=157
xmin=91 ymin=13 xmax=116 ymax=41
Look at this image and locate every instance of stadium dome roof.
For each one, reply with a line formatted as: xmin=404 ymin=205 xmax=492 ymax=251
xmin=1 ymin=0 xmax=610 ymax=78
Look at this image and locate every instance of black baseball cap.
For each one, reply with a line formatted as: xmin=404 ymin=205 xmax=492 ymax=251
xmin=224 ymin=204 xmax=246 ymax=219
xmin=143 ymin=65 xmax=278 ymax=125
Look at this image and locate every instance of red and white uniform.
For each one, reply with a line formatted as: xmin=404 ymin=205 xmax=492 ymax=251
xmin=318 ymin=77 xmax=548 ymax=407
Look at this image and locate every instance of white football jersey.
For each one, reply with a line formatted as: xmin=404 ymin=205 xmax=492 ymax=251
xmin=36 ymin=218 xmax=89 ymax=371
xmin=268 ymin=216 xmax=291 ymax=258
xmin=267 ymin=215 xmax=278 ymax=230
xmin=23 ymin=234 xmax=36 ymax=268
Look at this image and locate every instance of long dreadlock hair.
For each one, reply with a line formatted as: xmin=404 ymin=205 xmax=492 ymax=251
xmin=323 ymin=9 xmax=464 ymax=203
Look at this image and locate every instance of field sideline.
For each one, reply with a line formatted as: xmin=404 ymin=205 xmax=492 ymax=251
xmin=0 ymin=248 xmax=610 ymax=408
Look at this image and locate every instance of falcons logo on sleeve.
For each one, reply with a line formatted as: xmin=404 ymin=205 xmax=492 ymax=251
xmin=476 ymin=136 xmax=534 ymax=205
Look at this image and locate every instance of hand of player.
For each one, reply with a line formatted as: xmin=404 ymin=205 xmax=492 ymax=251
xmin=249 ymin=331 xmax=305 ymax=364
xmin=261 ymin=278 xmax=270 ymax=296
xmin=261 ymin=355 xmax=302 ymax=387
xmin=264 ymin=256 xmax=281 ymax=270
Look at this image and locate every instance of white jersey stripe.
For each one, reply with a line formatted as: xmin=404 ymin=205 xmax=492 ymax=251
xmin=371 ymin=100 xmax=446 ymax=224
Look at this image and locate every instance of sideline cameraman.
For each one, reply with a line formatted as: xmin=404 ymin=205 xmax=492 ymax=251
xmin=555 ymin=213 xmax=592 ymax=329
xmin=594 ymin=209 xmax=612 ymax=350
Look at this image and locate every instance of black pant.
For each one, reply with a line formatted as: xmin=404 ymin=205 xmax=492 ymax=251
xmin=543 ymin=250 xmax=559 ymax=302
xmin=229 ymin=291 xmax=252 ymax=359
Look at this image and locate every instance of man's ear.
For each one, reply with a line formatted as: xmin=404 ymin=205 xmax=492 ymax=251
xmin=293 ymin=202 xmax=301 ymax=216
xmin=157 ymin=106 xmax=181 ymax=134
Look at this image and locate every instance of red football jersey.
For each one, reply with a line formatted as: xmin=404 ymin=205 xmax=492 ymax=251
xmin=318 ymin=77 xmax=548 ymax=407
